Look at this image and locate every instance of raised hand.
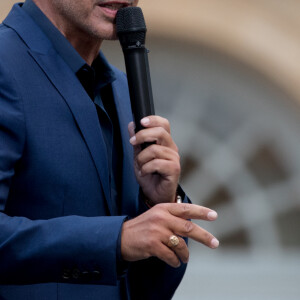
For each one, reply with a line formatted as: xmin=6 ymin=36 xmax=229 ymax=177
xmin=128 ymin=116 xmax=180 ymax=205
xmin=121 ymin=203 xmax=219 ymax=267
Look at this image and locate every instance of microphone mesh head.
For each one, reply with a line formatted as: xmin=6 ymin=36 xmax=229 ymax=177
xmin=116 ymin=7 xmax=147 ymax=48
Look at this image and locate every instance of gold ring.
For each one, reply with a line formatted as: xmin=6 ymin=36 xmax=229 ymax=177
xmin=168 ymin=235 xmax=179 ymax=248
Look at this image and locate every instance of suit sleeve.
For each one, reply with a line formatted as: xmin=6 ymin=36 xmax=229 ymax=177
xmin=0 ymin=57 xmax=126 ymax=286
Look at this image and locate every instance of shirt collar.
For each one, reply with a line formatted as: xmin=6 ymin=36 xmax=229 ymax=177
xmin=22 ymin=0 xmax=116 ymax=87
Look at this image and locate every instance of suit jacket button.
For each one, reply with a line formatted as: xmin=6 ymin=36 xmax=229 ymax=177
xmin=62 ymin=269 xmax=71 ymax=280
xmin=72 ymin=268 xmax=81 ymax=280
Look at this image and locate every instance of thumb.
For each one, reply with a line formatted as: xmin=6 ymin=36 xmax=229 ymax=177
xmin=128 ymin=122 xmax=141 ymax=158
xmin=128 ymin=121 xmax=135 ymax=138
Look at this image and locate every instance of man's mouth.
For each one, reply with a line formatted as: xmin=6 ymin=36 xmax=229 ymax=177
xmin=97 ymin=1 xmax=133 ymax=20
xmin=99 ymin=2 xmax=131 ymax=11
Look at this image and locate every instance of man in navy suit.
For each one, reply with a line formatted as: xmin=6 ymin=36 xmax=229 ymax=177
xmin=0 ymin=0 xmax=219 ymax=299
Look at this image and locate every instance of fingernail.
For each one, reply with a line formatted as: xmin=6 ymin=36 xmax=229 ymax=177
xmin=211 ymin=238 xmax=219 ymax=249
xmin=207 ymin=211 xmax=218 ymax=220
xmin=129 ymin=136 xmax=136 ymax=145
xmin=141 ymin=117 xmax=150 ymax=126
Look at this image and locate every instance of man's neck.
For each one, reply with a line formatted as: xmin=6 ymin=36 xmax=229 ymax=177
xmin=64 ymin=31 xmax=102 ymax=66
xmin=32 ymin=0 xmax=102 ymax=66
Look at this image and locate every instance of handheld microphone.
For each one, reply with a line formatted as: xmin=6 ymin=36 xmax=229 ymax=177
xmin=116 ymin=7 xmax=155 ymax=134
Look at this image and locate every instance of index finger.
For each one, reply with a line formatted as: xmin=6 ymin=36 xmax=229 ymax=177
xmin=140 ymin=116 xmax=171 ymax=134
xmin=166 ymin=203 xmax=218 ymax=221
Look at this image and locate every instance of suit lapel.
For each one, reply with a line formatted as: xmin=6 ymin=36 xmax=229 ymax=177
xmin=30 ymin=50 xmax=114 ymax=213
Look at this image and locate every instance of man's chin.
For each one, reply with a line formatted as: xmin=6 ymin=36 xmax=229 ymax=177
xmin=104 ymin=29 xmax=118 ymax=41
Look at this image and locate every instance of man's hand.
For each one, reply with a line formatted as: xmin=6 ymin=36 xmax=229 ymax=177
xmin=121 ymin=203 xmax=219 ymax=267
xmin=128 ymin=116 xmax=180 ymax=204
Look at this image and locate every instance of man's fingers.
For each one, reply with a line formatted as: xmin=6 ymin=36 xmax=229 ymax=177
xmin=171 ymin=218 xmax=219 ymax=249
xmin=151 ymin=236 xmax=189 ymax=267
xmin=165 ymin=203 xmax=218 ymax=221
xmin=121 ymin=204 xmax=219 ymax=269
xmin=140 ymin=116 xmax=171 ymax=133
xmin=130 ymin=127 xmax=176 ymax=150
xmin=128 ymin=122 xmax=142 ymax=158
xmin=139 ymin=159 xmax=181 ymax=178
xmin=150 ymin=203 xmax=219 ymax=249
xmin=136 ymin=145 xmax=179 ymax=169
xmin=128 ymin=122 xmax=135 ymax=138
xmin=164 ymin=203 xmax=220 ymax=249
xmin=166 ymin=236 xmax=189 ymax=264
xmin=156 ymin=245 xmax=181 ymax=268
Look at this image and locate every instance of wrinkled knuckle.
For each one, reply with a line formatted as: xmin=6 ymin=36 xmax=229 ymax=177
xmin=148 ymin=143 xmax=156 ymax=152
xmin=157 ymin=126 xmax=166 ymax=137
xmin=136 ymin=156 xmax=143 ymax=167
xmin=139 ymin=165 xmax=146 ymax=175
xmin=151 ymin=209 xmax=166 ymax=223
xmin=150 ymin=145 xmax=159 ymax=158
xmin=201 ymin=211 xmax=207 ymax=220
xmin=183 ymin=221 xmax=194 ymax=234
xmin=181 ymin=203 xmax=191 ymax=217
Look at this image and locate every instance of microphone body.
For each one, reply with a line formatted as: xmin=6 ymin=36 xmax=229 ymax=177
xmin=122 ymin=46 xmax=155 ymax=133
xmin=116 ymin=7 xmax=155 ymax=133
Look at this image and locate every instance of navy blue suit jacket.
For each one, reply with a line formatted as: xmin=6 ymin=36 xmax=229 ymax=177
xmin=0 ymin=3 xmax=186 ymax=300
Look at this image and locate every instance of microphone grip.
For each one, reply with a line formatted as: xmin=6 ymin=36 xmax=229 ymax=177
xmin=123 ymin=47 xmax=155 ymax=134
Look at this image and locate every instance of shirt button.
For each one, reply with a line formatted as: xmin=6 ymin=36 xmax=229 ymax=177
xmin=81 ymin=65 xmax=90 ymax=72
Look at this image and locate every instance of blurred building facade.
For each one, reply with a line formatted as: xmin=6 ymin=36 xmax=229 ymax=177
xmin=1 ymin=1 xmax=300 ymax=299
